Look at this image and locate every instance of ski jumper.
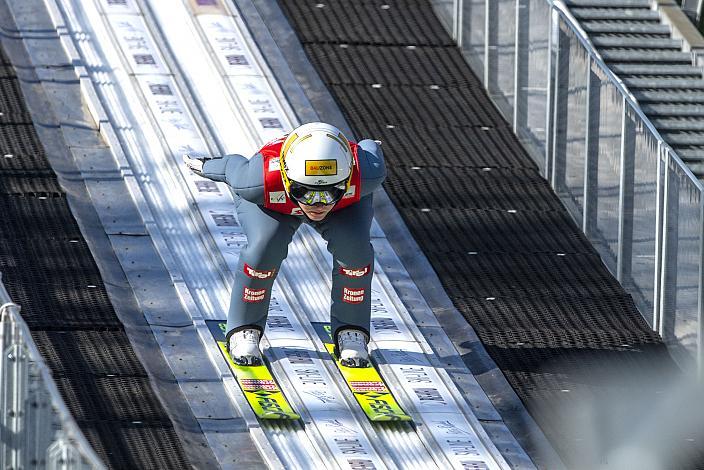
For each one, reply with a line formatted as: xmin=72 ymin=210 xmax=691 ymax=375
xmin=201 ymin=137 xmax=386 ymax=344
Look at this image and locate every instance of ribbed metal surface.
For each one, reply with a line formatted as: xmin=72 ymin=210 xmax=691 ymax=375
xmin=0 ymin=79 xmax=38 ymax=115
xmin=429 ymin=252 xmax=625 ymax=298
xmin=633 ymin=89 xmax=704 ymax=102
xmin=0 ymin=195 xmax=83 ymax=238
xmin=304 ymin=44 xmax=476 ymax=86
xmin=581 ymin=22 xmax=671 ymax=35
xmin=355 ymin=122 xmax=536 ymax=168
xmin=623 ymin=77 xmax=704 ymax=89
xmin=331 ymin=84 xmax=505 ymax=128
xmin=0 ymin=45 xmax=190 ymax=468
xmin=566 ymin=0 xmax=650 ymax=6
xmin=77 ymin=421 xmax=189 ymax=470
xmin=384 ymin=167 xmax=564 ymax=211
xmin=277 ymin=0 xmax=454 ymax=46
xmin=31 ymin=330 xmax=148 ymax=376
xmin=0 ymin=172 xmax=62 ymax=194
xmin=570 ymin=7 xmax=660 ymax=21
xmin=280 ymin=0 xmax=688 ymax=466
xmin=451 ymin=294 xmax=662 ymax=346
xmin=601 ymin=49 xmax=692 ymax=63
xmin=54 ymin=376 xmax=171 ymax=421
xmin=642 ymin=103 xmax=704 ymax=116
xmin=0 ymin=126 xmax=50 ymax=169
xmin=591 ymin=35 xmax=682 ymax=49
xmin=396 ymin=208 xmax=593 ymax=254
xmin=610 ymin=63 xmax=701 ymax=76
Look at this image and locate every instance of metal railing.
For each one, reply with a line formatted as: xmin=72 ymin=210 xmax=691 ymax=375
xmin=0 ymin=273 xmax=105 ymax=469
xmin=430 ymin=0 xmax=704 ymax=374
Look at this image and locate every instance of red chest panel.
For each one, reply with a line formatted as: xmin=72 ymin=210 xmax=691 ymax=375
xmin=261 ymin=137 xmax=362 ymax=216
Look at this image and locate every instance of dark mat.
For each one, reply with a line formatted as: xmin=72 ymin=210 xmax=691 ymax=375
xmin=0 ymin=51 xmax=191 ymax=468
xmin=278 ymin=0 xmax=454 ymax=46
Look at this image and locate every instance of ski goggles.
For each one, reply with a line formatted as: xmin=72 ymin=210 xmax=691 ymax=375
xmin=289 ymin=181 xmax=347 ymax=206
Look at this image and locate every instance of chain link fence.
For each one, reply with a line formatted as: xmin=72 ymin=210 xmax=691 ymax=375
xmin=431 ymin=0 xmax=704 ymax=373
xmin=0 ymin=273 xmax=105 ymax=469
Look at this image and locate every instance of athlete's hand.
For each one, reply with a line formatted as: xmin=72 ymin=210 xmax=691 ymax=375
xmin=183 ymin=154 xmax=205 ymax=176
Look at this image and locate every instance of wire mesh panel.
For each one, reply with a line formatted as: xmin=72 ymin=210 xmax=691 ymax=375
xmin=553 ymin=19 xmax=589 ymax=225
xmin=624 ymin=109 xmax=660 ymax=324
xmin=486 ymin=0 xmax=516 ymax=120
xmin=431 ymin=0 xmax=704 ymax=372
xmin=592 ymin=71 xmax=623 ymax=274
xmin=515 ymin=0 xmax=551 ymax=168
xmin=662 ymin=155 xmax=703 ymax=364
xmin=460 ymin=0 xmax=485 ymax=80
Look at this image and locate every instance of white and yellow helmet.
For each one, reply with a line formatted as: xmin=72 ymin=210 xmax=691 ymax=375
xmin=280 ymin=122 xmax=353 ymax=199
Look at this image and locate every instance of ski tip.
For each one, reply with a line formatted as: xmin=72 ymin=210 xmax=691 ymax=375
xmin=260 ymin=412 xmax=301 ymax=421
xmin=369 ymin=414 xmax=413 ymax=423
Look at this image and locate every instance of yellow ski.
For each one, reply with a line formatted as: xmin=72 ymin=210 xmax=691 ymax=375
xmin=207 ymin=320 xmax=300 ymax=420
xmin=313 ymin=323 xmax=412 ymax=422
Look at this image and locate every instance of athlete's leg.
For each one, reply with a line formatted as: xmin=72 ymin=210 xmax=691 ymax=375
xmin=226 ymin=197 xmax=301 ymax=342
xmin=314 ymin=195 xmax=375 ymax=346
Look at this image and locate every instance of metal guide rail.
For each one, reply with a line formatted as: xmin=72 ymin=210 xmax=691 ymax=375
xmin=51 ymin=0 xmax=517 ymax=467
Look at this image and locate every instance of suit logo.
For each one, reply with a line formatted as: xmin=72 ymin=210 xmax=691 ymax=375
xmin=269 ymin=191 xmax=286 ymax=204
xmin=339 ymin=265 xmax=370 ymax=278
xmin=244 ymin=263 xmax=275 ymax=279
xmin=343 ymin=287 xmax=365 ymax=304
xmin=243 ymin=287 xmax=266 ymax=302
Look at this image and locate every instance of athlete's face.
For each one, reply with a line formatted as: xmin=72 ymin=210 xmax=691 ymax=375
xmin=299 ymin=202 xmax=335 ymax=221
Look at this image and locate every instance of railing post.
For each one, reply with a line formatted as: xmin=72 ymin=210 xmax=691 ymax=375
xmin=544 ymin=7 xmax=555 ymax=179
xmin=659 ymin=155 xmax=670 ymax=337
xmin=660 ymin=155 xmax=680 ymax=340
xmin=617 ymin=103 xmax=636 ymax=284
xmin=551 ymin=19 xmax=568 ymax=190
xmin=484 ymin=0 xmax=491 ymax=86
xmin=583 ymin=59 xmax=600 ymax=237
xmin=698 ymin=190 xmax=704 ymax=378
xmin=653 ymin=142 xmax=665 ymax=329
xmin=513 ymin=0 xmax=529 ymax=132
xmin=455 ymin=0 xmax=463 ymax=45
xmin=3 ymin=321 xmax=28 ymax=470
xmin=1 ymin=311 xmax=16 ymax=470
xmin=26 ymin=362 xmax=54 ymax=467
xmin=485 ymin=0 xmax=499 ymax=94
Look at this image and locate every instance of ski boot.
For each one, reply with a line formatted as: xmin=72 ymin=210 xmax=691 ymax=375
xmin=228 ymin=328 xmax=263 ymax=366
xmin=337 ymin=329 xmax=370 ymax=368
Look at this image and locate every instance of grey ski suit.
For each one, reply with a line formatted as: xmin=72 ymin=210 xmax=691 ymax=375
xmin=200 ymin=138 xmax=386 ymax=344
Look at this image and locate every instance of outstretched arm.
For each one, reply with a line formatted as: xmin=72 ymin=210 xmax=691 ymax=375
xmin=184 ymin=153 xmax=265 ymax=205
xmin=357 ymin=139 xmax=387 ymax=198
